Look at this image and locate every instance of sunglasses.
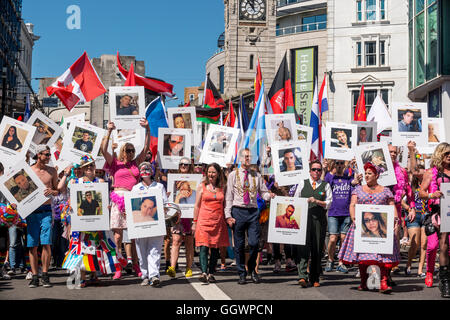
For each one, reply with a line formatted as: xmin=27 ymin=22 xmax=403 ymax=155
xmin=125 ymin=148 xmax=135 ymax=153
xmin=170 ymin=140 xmax=182 ymax=144
xmin=311 ymin=168 xmax=322 ymax=172
xmin=180 ymin=163 xmax=190 ymax=167
xmin=41 ymin=153 xmax=51 ymax=157
xmin=364 ymin=218 xmax=377 ymax=224
xmin=336 ymin=162 xmax=345 ymax=165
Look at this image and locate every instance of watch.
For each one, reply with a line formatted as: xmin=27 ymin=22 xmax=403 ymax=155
xmin=239 ymin=0 xmax=266 ymax=21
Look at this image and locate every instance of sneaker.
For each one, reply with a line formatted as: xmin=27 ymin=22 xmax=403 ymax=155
xmin=336 ymin=264 xmax=349 ymax=274
xmin=166 ymin=266 xmax=176 ymax=278
xmin=355 ymin=269 xmax=360 ymax=278
xmin=1 ymin=270 xmax=11 ymax=280
xmin=207 ymin=274 xmax=216 ymax=283
xmin=112 ymin=271 xmax=122 ymax=280
xmin=199 ymin=273 xmax=208 ymax=283
xmin=405 ymin=267 xmax=411 ymax=276
xmin=418 ymin=272 xmax=426 ymax=279
xmin=425 ymin=272 xmax=434 ymax=287
xmin=26 ymin=271 xmax=33 ymax=280
xmin=28 ymin=275 xmax=39 ymax=288
xmin=231 ymin=261 xmax=236 ymax=266
xmin=140 ymin=278 xmax=149 ymax=286
xmin=325 ymin=260 xmax=334 ymax=272
xmin=7 ymin=268 xmax=16 ymax=276
xmin=286 ymin=260 xmax=297 ymax=272
xmin=150 ymin=277 xmax=160 ymax=287
xmin=185 ymin=269 xmax=193 ymax=278
xmin=41 ymin=273 xmax=52 ymax=288
xmin=274 ymin=260 xmax=281 ymax=273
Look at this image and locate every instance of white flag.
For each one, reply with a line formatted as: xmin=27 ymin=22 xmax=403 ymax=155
xmin=367 ymin=95 xmax=392 ymax=134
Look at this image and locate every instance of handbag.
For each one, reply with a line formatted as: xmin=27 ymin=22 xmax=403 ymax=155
xmin=423 ymin=213 xmax=437 ymax=236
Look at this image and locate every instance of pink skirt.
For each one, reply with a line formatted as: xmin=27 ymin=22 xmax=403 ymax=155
xmin=110 ymin=191 xmax=127 ymax=230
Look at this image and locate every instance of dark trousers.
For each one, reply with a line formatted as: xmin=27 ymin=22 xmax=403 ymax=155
xmin=199 ymin=246 xmax=219 ymax=274
xmin=51 ymin=221 xmax=69 ymax=268
xmin=295 ymin=213 xmax=327 ymax=283
xmin=232 ymin=207 xmax=260 ymax=277
xmin=273 ymin=243 xmax=296 ymax=261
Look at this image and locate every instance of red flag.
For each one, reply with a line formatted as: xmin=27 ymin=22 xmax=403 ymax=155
xmin=254 ymin=58 xmax=262 ymax=104
xmin=268 ymin=53 xmax=294 ymax=114
xmin=124 ymin=63 xmax=136 ymax=86
xmin=183 ymin=101 xmax=190 ymax=107
xmin=46 ymin=51 xmax=106 ymax=111
xmin=224 ymin=100 xmax=236 ymax=127
xmin=117 ymin=52 xmax=175 ymax=97
xmin=354 ymin=85 xmax=367 ymax=121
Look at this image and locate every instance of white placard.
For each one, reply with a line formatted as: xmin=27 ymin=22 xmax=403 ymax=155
xmin=0 ymin=161 xmax=48 ymax=219
xmin=50 ymin=146 xmax=72 ymax=174
xmin=378 ymin=136 xmax=408 ymax=168
xmin=417 ymin=118 xmax=446 ymax=155
xmin=296 ymin=124 xmax=313 ymax=154
xmin=167 ymin=174 xmax=203 ymax=218
xmin=0 ymin=116 xmax=36 ymax=165
xmin=199 ymin=124 xmax=240 ymax=168
xmin=60 ymin=121 xmax=105 ymax=165
xmin=272 ymin=140 xmax=310 ymax=187
xmin=355 ymin=142 xmax=397 ymax=187
xmin=265 ymin=113 xmax=298 ymax=144
xmin=63 ymin=113 xmax=85 ymax=130
xmin=352 ymin=121 xmax=377 ymax=145
xmin=354 ymin=204 xmax=395 ymax=255
xmin=112 ymin=127 xmax=145 ymax=157
xmin=325 ymin=122 xmax=357 ymax=160
xmin=124 ymin=188 xmax=166 ymax=239
xmin=167 ymin=107 xmax=201 ymax=147
xmin=27 ymin=110 xmax=63 ymax=154
xmin=440 ymin=183 xmax=450 ymax=233
xmin=267 ymin=196 xmax=309 ymax=245
xmin=392 ymin=102 xmax=428 ymax=147
xmin=109 ymin=86 xmax=145 ymax=129
xmin=157 ymin=128 xmax=192 ymax=170
xmin=69 ymin=182 xmax=110 ymax=232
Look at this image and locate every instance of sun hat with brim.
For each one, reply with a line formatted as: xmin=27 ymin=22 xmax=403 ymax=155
xmin=179 ymin=157 xmax=191 ymax=165
xmin=80 ymin=154 xmax=95 ymax=168
xmin=33 ymin=145 xmax=50 ymax=160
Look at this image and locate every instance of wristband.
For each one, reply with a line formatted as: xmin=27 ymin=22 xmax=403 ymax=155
xmin=193 ymin=220 xmax=197 ymax=223
xmin=428 ymin=193 xmax=433 ymax=199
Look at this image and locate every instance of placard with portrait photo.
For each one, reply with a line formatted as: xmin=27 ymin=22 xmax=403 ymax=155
xmin=354 ymin=204 xmax=394 ymax=254
xmin=271 ymin=140 xmax=309 ymax=187
xmin=378 ymin=135 xmax=408 ymax=168
xmin=109 ymin=86 xmax=145 ymax=129
xmin=157 ymin=128 xmax=192 ymax=170
xmin=417 ymin=118 xmax=446 ymax=155
xmin=60 ymin=121 xmax=105 ymax=165
xmin=63 ymin=113 xmax=85 ymax=131
xmin=265 ymin=113 xmax=298 ymax=145
xmin=355 ymin=142 xmax=397 ymax=187
xmin=69 ymin=182 xmax=109 ymax=232
xmin=199 ymin=124 xmax=240 ymax=168
xmin=0 ymin=116 xmax=36 ymax=165
xmin=124 ymin=188 xmax=166 ymax=239
xmin=27 ymin=110 xmax=63 ymax=154
xmin=392 ymin=102 xmax=428 ymax=147
xmin=296 ymin=124 xmax=313 ymax=150
xmin=0 ymin=161 xmax=48 ymax=219
xmin=112 ymin=127 xmax=145 ymax=158
xmin=267 ymin=196 xmax=309 ymax=245
xmin=325 ymin=122 xmax=357 ymax=161
xmin=167 ymin=174 xmax=203 ymax=218
xmin=167 ymin=107 xmax=200 ymax=147
xmin=352 ymin=121 xmax=377 ymax=145
xmin=440 ymin=183 xmax=450 ymax=233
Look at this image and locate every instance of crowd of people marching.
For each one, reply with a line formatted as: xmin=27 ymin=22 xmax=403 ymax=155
xmin=0 ymin=117 xmax=450 ymax=299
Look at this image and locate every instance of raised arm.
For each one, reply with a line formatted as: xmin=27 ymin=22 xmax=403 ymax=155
xmin=102 ymin=122 xmax=115 ymax=166
xmin=136 ymin=118 xmax=151 ymax=165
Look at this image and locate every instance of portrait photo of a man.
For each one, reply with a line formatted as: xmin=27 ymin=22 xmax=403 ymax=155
xmin=116 ymin=94 xmax=139 ymax=116
xmin=31 ymin=120 xmax=54 ymax=145
xmin=275 ymin=204 xmax=300 ymax=229
xmin=209 ymin=131 xmax=231 ymax=154
xmin=77 ymin=191 xmax=101 ymax=216
xmin=279 ymin=148 xmax=303 ymax=172
xmin=398 ymin=109 xmax=421 ymax=132
xmin=73 ymin=129 xmax=96 ymax=153
xmin=163 ymin=134 xmax=185 ymax=157
xmin=331 ymin=128 xmax=352 ymax=149
xmin=6 ymin=170 xmax=38 ymax=203
xmin=131 ymin=196 xmax=158 ymax=223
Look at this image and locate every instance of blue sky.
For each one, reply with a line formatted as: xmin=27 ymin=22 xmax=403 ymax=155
xmin=22 ymin=0 xmax=225 ymax=107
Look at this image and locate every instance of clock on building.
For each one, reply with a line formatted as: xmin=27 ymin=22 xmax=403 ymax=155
xmin=239 ymin=0 xmax=266 ymax=21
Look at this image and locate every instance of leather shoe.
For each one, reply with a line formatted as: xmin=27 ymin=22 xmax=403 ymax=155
xmin=238 ymin=275 xmax=247 ymax=285
xmin=298 ymin=278 xmax=308 ymax=288
xmin=251 ymin=272 xmax=261 ymax=284
xmin=313 ymin=281 xmax=320 ymax=287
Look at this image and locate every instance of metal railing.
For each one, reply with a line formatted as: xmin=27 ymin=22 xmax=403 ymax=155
xmin=277 ymin=0 xmax=305 ymax=7
xmin=276 ymin=21 xmax=326 ymax=36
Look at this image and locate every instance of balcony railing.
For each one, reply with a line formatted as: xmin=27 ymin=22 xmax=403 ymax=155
xmin=276 ymin=21 xmax=326 ymax=36
xmin=277 ymin=0 xmax=305 ymax=7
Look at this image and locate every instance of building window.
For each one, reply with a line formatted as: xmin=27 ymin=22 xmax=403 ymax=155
xmin=379 ymin=0 xmax=386 ymax=19
xmin=356 ymin=0 xmax=387 ymax=22
xmin=365 ymin=41 xmax=377 ymax=66
xmin=366 ymin=0 xmax=377 ymax=20
xmin=189 ymin=94 xmax=195 ymax=101
xmin=428 ymin=87 xmax=441 ymax=117
xmin=249 ymin=54 xmax=254 ymax=70
xmin=379 ymin=40 xmax=386 ymax=65
xmin=352 ymin=88 xmax=389 ymax=116
xmin=218 ymin=65 xmax=224 ymax=94
xmin=302 ymin=14 xmax=327 ymax=31
xmin=357 ymin=0 xmax=363 ymax=21
xmin=357 ymin=42 xmax=362 ymax=66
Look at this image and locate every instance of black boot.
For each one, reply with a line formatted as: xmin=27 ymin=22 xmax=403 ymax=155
xmin=439 ymin=266 xmax=450 ymax=298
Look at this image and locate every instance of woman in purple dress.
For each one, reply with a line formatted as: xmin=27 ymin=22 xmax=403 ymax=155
xmin=339 ymin=162 xmax=400 ymax=294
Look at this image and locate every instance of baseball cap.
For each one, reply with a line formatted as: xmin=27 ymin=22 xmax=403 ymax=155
xmin=33 ymin=145 xmax=50 ymax=160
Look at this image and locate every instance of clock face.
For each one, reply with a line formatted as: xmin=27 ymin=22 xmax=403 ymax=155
xmin=239 ymin=0 xmax=266 ymax=21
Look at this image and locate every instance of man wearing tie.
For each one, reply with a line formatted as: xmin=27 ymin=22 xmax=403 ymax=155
xmin=225 ymin=148 xmax=275 ymax=285
xmin=293 ymin=159 xmax=332 ymax=288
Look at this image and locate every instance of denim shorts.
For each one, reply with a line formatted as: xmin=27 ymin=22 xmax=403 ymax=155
xmin=405 ymin=213 xmax=425 ymax=229
xmin=328 ymin=216 xmax=351 ymax=235
xmin=26 ymin=205 xmax=53 ymax=247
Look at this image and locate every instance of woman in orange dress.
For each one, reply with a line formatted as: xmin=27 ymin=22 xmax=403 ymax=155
xmin=192 ymin=162 xmax=229 ymax=284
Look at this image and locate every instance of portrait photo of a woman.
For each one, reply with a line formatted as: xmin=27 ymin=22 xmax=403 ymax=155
xmin=1 ymin=125 xmax=24 ymax=151
xmin=361 ymin=211 xmax=387 ymax=239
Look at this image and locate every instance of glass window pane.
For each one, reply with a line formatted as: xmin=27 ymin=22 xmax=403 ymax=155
xmin=365 ymin=42 xmax=377 ymax=66
xmin=357 ymin=42 xmax=362 ymax=66
xmin=409 ymin=22 xmax=414 ymax=89
xmin=428 ymin=88 xmax=441 ymax=117
xmin=409 ymin=0 xmax=414 ymax=20
xmin=380 ymin=0 xmax=385 ymax=19
xmin=427 ymin=0 xmax=436 ymax=5
xmin=426 ymin=3 xmax=438 ymax=80
xmin=380 ymin=41 xmax=385 ymax=65
xmin=415 ymin=12 xmax=425 ymax=87
xmin=366 ymin=0 xmax=376 ymax=20
xmin=381 ymin=89 xmax=389 ymax=108
xmin=416 ymin=0 xmax=424 ymax=14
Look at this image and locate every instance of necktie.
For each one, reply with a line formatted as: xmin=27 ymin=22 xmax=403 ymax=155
xmin=312 ymin=181 xmax=316 ymax=190
xmin=243 ymin=170 xmax=250 ymax=205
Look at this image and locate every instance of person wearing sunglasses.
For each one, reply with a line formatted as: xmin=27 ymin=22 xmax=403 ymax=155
xmin=101 ymin=119 xmax=151 ymax=280
xmin=293 ymin=159 xmax=332 ymax=288
xmin=324 ymin=160 xmax=362 ymax=274
xmin=25 ymin=145 xmax=59 ymax=288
